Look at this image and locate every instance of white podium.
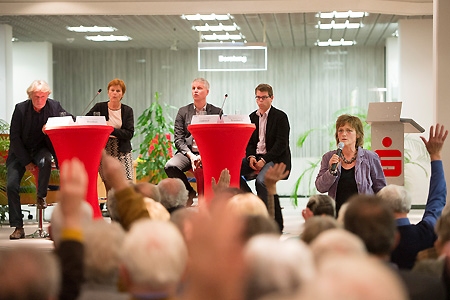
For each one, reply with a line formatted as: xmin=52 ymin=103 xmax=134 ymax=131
xmin=366 ymin=102 xmax=424 ymax=185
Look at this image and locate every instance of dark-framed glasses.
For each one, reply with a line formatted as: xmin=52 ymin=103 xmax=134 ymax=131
xmin=255 ymin=95 xmax=271 ymax=100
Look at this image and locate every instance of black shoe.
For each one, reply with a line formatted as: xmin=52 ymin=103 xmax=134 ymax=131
xmin=9 ymin=227 xmax=25 ymax=240
xmin=37 ymin=197 xmax=47 ymax=209
xmin=187 ymin=190 xmax=196 ymax=207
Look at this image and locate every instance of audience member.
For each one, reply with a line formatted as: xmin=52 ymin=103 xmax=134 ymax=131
xmin=378 ymin=123 xmax=448 ymax=269
xmin=309 ymin=228 xmax=367 ymax=265
xmin=413 ymin=208 xmax=450 ymax=297
xmin=158 ymin=177 xmax=189 ymax=213
xmin=164 ymin=78 xmax=221 ymax=205
xmin=240 ymin=83 xmax=291 ymax=231
xmin=55 ymin=157 xmax=89 ymax=300
xmin=263 ymin=162 xmax=289 ymax=231
xmin=242 ymin=215 xmax=281 ymax=241
xmin=301 ymin=215 xmax=340 ymax=244
xmin=227 ymin=192 xmax=270 ymax=218
xmin=119 ymin=219 xmax=188 ymax=299
xmin=0 ymin=247 xmax=60 ymax=300
xmin=7 ymin=79 xmax=72 ymax=239
xmin=302 ymin=194 xmax=336 ymax=220
xmin=50 ymin=200 xmax=93 ymax=248
xmin=344 ymin=194 xmax=446 ymax=300
xmin=143 ymin=197 xmax=171 ymax=221
xmin=135 ymin=182 xmax=161 ymax=202
xmin=77 ymin=219 xmax=128 ymax=300
xmin=170 ymin=207 xmax=197 ymax=242
xmin=243 ymin=235 xmax=315 ymax=300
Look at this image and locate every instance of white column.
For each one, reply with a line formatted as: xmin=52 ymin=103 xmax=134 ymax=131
xmin=0 ymin=25 xmax=13 ymax=123
xmin=12 ymin=42 xmax=53 ymax=110
xmin=398 ymin=19 xmax=433 ymax=129
xmin=434 ymin=0 xmax=450 ymax=179
xmin=385 ymin=37 xmax=399 ymax=103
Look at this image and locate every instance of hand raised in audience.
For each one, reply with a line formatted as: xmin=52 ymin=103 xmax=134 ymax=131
xmin=264 ymin=163 xmax=289 ymax=195
xmin=101 ymin=150 xmax=129 ymax=192
xmin=420 ymin=124 xmax=448 ymax=161
xmin=58 ymin=158 xmax=88 ymax=229
xmin=184 ymin=199 xmax=246 ymax=300
xmin=211 ymin=168 xmax=231 ymax=194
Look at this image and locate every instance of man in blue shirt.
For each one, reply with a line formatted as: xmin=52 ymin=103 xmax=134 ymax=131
xmin=378 ymin=123 xmax=448 ymax=269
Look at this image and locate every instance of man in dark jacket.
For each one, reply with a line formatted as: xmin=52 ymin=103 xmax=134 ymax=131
xmin=7 ymin=79 xmax=71 ymax=239
xmin=240 ymin=83 xmax=291 ymax=231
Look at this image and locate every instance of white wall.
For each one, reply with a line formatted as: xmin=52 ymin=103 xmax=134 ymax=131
xmin=10 ymin=42 xmax=53 ymax=122
xmin=0 ymin=25 xmax=13 ymax=122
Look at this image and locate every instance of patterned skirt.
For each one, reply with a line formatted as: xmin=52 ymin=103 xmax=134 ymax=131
xmin=99 ymin=138 xmax=134 ymax=181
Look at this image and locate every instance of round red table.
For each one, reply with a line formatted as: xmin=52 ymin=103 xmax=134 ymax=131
xmin=188 ymin=123 xmax=255 ymax=203
xmin=45 ymin=125 xmax=113 ymax=218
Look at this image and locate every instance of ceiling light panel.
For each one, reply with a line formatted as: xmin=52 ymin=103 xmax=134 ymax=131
xmin=193 ymin=23 xmax=240 ymax=32
xmin=85 ymin=35 xmax=132 ymax=42
xmin=67 ymin=26 xmax=117 ymax=33
xmin=317 ymin=11 xmax=369 ymax=19
xmin=181 ymin=14 xmax=233 ymax=21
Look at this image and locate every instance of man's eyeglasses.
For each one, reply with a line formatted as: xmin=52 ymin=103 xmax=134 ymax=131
xmin=255 ymin=95 xmax=271 ymax=100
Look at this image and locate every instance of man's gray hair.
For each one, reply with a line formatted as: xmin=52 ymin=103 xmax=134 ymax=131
xmin=377 ymin=184 xmax=412 ymax=214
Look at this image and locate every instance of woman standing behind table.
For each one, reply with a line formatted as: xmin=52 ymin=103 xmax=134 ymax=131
xmin=86 ymin=78 xmax=134 ymax=193
xmin=315 ymin=114 xmax=386 ymax=215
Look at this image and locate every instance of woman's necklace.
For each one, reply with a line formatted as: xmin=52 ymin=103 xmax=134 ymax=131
xmin=341 ymin=150 xmax=357 ymax=164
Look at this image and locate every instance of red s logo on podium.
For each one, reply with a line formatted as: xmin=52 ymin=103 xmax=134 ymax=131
xmin=375 ymin=137 xmax=402 ymax=177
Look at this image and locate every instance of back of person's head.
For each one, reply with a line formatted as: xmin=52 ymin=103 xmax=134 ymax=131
xmin=435 ymin=208 xmax=450 ymax=252
xmin=344 ymin=195 xmax=397 ymax=257
xmin=306 ymin=194 xmax=336 ymax=218
xmin=310 ymin=228 xmax=367 ymax=264
xmin=244 ymin=234 xmax=315 ymax=300
xmin=144 ymin=197 xmax=171 ymax=221
xmin=50 ymin=200 xmax=93 ymax=247
xmin=83 ymin=219 xmax=126 ymax=285
xmin=227 ymin=192 xmax=269 ymax=217
xmin=301 ymin=215 xmax=340 ymax=244
xmin=377 ymin=184 xmax=411 ymax=214
xmin=300 ymin=255 xmax=408 ymax=300
xmin=242 ymin=214 xmax=281 ymax=241
xmin=170 ymin=207 xmax=197 ymax=241
xmin=158 ymin=178 xmax=188 ymax=211
xmin=135 ymin=182 xmax=161 ymax=202
xmin=120 ymin=219 xmax=188 ymax=293
xmin=0 ymin=246 xmax=60 ymax=300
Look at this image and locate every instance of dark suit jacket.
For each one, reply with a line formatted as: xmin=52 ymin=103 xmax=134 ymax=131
xmin=7 ymin=98 xmax=70 ymax=167
xmin=173 ymin=103 xmax=221 ymax=155
xmin=87 ymin=102 xmax=134 ymax=153
xmin=246 ymin=106 xmax=291 ymax=175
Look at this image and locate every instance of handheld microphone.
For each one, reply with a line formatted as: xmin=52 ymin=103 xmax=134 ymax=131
xmin=330 ymin=142 xmax=345 ymax=172
xmin=81 ymin=89 xmax=102 ymax=115
xmin=219 ymin=94 xmax=228 ymax=119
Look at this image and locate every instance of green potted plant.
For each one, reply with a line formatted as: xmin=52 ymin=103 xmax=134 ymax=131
xmin=135 ymin=92 xmax=176 ymax=184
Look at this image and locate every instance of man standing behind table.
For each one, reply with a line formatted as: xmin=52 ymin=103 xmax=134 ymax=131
xmin=164 ymin=78 xmax=221 ymax=206
xmin=7 ymin=79 xmax=72 ymax=239
xmin=240 ymin=83 xmax=291 ymax=231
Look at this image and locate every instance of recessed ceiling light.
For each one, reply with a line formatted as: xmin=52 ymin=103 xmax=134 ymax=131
xmin=67 ymin=26 xmax=117 ymax=33
xmin=85 ymin=35 xmax=132 ymax=42
xmin=181 ymin=14 xmax=233 ymax=21
xmin=316 ymin=39 xmax=356 ymax=46
xmin=201 ymin=32 xmax=245 ymax=41
xmin=193 ymin=23 xmax=240 ymax=32
xmin=317 ymin=11 xmax=368 ymax=19
xmin=317 ymin=20 xmax=362 ymax=30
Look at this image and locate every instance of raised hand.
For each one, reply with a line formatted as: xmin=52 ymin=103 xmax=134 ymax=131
xmin=420 ymin=124 xmax=448 ymax=161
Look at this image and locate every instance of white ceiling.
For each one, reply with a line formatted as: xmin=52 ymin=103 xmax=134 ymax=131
xmin=0 ymin=0 xmax=433 ymax=50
